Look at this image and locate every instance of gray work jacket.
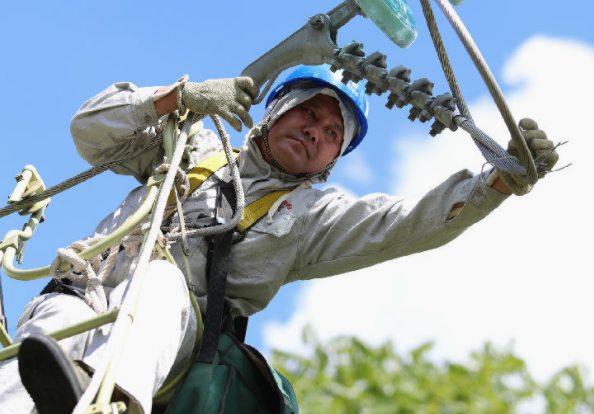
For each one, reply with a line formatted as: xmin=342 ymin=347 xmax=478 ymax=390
xmin=70 ymin=81 xmax=509 ymax=317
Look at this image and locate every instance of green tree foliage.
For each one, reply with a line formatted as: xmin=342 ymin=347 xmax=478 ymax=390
xmin=271 ymin=326 xmax=594 ymax=414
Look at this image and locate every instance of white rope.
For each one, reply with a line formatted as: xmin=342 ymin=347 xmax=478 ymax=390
xmin=155 ymin=161 xmax=190 ymax=221
xmin=155 ymin=162 xmax=190 ymax=201
xmin=49 ymin=236 xmax=107 ymax=314
xmin=47 ymin=221 xmax=156 ymax=316
xmin=70 ymin=112 xmax=240 ymax=412
xmin=167 ymin=115 xmax=245 ymax=241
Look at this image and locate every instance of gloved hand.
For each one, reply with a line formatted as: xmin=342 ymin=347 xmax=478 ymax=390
xmin=179 ymin=77 xmax=259 ymax=132
xmin=498 ymin=118 xmax=559 ymax=195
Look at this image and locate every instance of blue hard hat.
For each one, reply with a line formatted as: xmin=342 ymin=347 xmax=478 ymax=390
xmin=266 ymin=64 xmax=369 ymax=156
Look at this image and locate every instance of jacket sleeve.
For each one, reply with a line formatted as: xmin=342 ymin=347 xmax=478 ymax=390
xmin=288 ymin=169 xmax=509 ymax=282
xmin=70 ymin=82 xmax=166 ymax=183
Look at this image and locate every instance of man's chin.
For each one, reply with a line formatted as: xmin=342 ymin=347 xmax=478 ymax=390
xmin=277 ymin=160 xmax=306 ymax=175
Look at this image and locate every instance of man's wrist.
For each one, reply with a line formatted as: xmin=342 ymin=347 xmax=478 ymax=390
xmin=154 ymin=86 xmax=179 ymax=116
xmin=153 ymin=75 xmax=189 ymax=116
xmin=486 ymin=170 xmax=512 ymax=195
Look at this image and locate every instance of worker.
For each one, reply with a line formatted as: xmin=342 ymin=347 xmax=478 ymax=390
xmin=0 ymin=65 xmax=559 ymax=414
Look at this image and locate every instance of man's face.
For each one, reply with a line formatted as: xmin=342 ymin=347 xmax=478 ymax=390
xmin=257 ymin=94 xmax=345 ymax=174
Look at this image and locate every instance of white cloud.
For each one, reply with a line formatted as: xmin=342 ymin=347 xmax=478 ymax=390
xmin=263 ymin=36 xmax=594 ymax=381
xmin=336 ymin=150 xmax=375 ymax=186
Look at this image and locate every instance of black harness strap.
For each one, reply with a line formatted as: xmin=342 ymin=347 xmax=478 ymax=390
xmin=39 ymin=278 xmax=85 ymax=300
xmin=233 ymin=316 xmax=249 ymax=343
xmin=197 ymin=180 xmax=237 ymax=363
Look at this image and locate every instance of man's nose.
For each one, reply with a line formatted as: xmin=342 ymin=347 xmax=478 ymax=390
xmin=303 ymin=125 xmax=319 ymax=143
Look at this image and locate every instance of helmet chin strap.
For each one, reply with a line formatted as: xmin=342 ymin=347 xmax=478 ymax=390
xmin=261 ymin=119 xmax=336 ymax=179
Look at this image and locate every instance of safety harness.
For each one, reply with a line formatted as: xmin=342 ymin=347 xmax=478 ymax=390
xmin=171 ymin=150 xmax=290 ymax=233
xmin=164 ymin=149 xmax=300 ymax=414
xmin=43 ymin=149 xmax=290 ymax=322
xmin=167 ymin=149 xmax=291 ymax=351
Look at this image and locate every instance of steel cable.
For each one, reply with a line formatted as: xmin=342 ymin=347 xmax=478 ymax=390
xmin=0 ymin=136 xmax=164 ymax=219
xmin=426 ymin=0 xmax=538 ymax=183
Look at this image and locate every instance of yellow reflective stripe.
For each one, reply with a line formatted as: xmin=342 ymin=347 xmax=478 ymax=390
xmin=237 ymin=190 xmax=291 ymax=233
xmin=166 ymin=149 xmax=290 ymax=233
xmin=166 ymin=150 xmax=240 ymax=206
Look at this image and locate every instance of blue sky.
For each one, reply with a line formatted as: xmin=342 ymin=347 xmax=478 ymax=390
xmin=2 ymin=0 xmax=593 ymax=385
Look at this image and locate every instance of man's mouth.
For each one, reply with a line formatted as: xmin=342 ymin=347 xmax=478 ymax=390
xmin=289 ymin=135 xmax=312 ymax=157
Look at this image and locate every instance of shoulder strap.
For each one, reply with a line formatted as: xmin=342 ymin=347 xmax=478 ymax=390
xmin=237 ymin=190 xmax=290 ymax=233
xmin=168 ymin=150 xmax=291 ymax=233
xmin=198 ymin=181 xmax=236 ymax=363
xmin=180 ymin=151 xmax=297 ymax=363
xmin=166 ymin=150 xmax=240 ymax=206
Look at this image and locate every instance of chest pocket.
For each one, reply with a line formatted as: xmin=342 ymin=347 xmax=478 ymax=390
xmin=230 ymin=211 xmax=298 ymax=280
xmin=249 ymin=211 xmax=297 ymax=238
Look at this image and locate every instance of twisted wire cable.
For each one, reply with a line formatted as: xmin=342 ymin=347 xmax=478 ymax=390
xmin=456 ymin=117 xmax=526 ymax=175
xmin=419 ymin=0 xmax=473 ymax=123
xmin=430 ymin=0 xmax=538 ymax=183
xmin=0 ymin=136 xmax=164 ymax=219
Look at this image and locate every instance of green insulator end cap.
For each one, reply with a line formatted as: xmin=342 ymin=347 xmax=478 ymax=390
xmin=353 ymin=0 xmax=418 ymax=49
xmin=449 ymin=0 xmax=466 ymax=5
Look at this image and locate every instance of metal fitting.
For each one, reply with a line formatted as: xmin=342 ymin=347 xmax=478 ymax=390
xmin=309 ymin=15 xmax=325 ymax=28
xmin=408 ymin=107 xmax=423 ymax=122
xmin=430 ymin=120 xmax=448 ymax=137
xmin=360 ymin=52 xmax=388 ymax=96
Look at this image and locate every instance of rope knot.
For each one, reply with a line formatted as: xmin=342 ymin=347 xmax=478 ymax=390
xmin=49 ymin=235 xmax=107 ymax=314
xmin=156 ymin=162 xmax=190 ymax=202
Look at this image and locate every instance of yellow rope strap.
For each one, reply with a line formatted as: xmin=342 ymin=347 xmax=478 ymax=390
xmin=237 ymin=191 xmax=290 ymax=233
xmin=168 ymin=150 xmax=289 ymax=232
xmin=166 ymin=150 xmax=240 ymax=206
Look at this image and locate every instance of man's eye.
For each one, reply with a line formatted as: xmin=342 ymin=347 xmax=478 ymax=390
xmin=306 ymin=108 xmax=316 ymax=118
xmin=326 ymin=128 xmax=337 ymax=138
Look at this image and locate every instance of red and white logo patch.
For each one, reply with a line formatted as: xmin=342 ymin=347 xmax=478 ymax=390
xmin=277 ymin=200 xmax=293 ymax=212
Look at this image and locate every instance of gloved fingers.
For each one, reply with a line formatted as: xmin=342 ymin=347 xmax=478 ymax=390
xmin=530 ymin=137 xmax=555 ymax=153
xmin=524 ymin=131 xmax=553 ymax=162
xmin=234 ymin=88 xmax=254 ymax=112
xmin=522 ymin=129 xmax=548 ymax=142
xmin=181 ymin=77 xmax=257 ymax=131
xmin=235 ymin=77 xmax=260 ymax=100
xmin=500 ymin=117 xmax=561 ymax=192
xmin=218 ymin=110 xmax=244 ymax=133
xmin=508 ymin=121 xmax=548 ymax=155
xmin=519 ymin=118 xmax=538 ymax=131
xmin=229 ymin=101 xmax=255 ymax=130
xmin=534 ymin=141 xmax=559 ymax=173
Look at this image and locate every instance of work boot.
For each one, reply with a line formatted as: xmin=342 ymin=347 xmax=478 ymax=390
xmin=18 ymin=333 xmax=90 ymax=414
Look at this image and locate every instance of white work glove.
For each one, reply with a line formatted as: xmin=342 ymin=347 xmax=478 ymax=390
xmin=178 ymin=77 xmax=259 ymax=132
xmin=498 ymin=118 xmax=560 ymax=195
